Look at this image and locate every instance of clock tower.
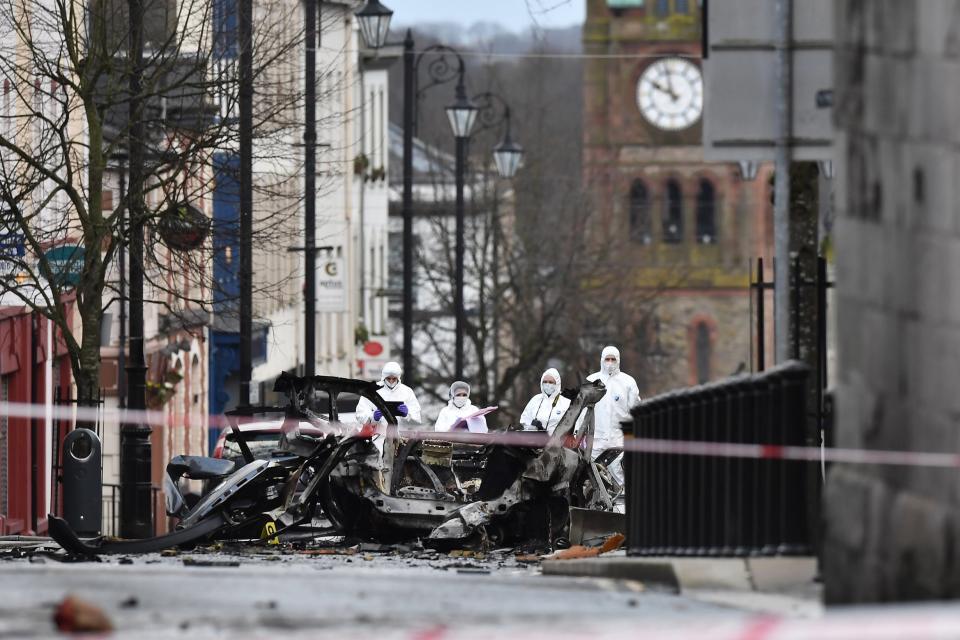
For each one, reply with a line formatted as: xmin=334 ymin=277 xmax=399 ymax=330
xmin=581 ymin=0 xmax=773 ymax=394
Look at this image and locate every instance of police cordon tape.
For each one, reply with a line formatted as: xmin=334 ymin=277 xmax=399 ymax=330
xmin=397 ymin=608 xmax=960 ymax=640
xmin=401 ymin=608 xmax=960 ymax=640
xmin=3 ymin=399 xmax=959 ymax=469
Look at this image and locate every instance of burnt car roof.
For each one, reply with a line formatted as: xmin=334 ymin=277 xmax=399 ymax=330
xmin=273 ymin=372 xmax=381 ymax=396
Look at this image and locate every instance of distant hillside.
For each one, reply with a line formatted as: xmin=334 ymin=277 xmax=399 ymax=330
xmin=391 ymin=21 xmax=582 ymax=54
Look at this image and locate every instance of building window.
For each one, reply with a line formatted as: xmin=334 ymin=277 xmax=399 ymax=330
xmin=695 ymin=179 xmax=717 ymax=244
xmin=662 ymin=178 xmax=683 ymax=243
xmin=694 ymin=322 xmax=711 ymax=384
xmin=655 ymin=0 xmax=670 ymax=16
xmin=676 ymin=0 xmax=690 ymax=12
xmin=628 ymin=180 xmax=651 ymax=243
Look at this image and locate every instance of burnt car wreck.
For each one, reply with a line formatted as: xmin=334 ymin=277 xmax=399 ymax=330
xmin=48 ymin=373 xmax=622 ymax=556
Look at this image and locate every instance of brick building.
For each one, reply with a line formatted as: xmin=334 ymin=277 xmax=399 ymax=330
xmin=825 ymin=1 xmax=960 ymax=602
xmin=0 ymin=306 xmax=72 ymax=535
xmin=581 ymin=0 xmax=773 ymax=393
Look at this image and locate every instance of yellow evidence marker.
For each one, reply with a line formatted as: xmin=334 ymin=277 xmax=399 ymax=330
xmin=261 ymin=520 xmax=279 ymax=545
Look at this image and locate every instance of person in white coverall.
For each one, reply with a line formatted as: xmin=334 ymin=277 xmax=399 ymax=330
xmin=355 ymin=361 xmax=422 ymax=427
xmin=519 ymin=367 xmax=570 ymax=434
xmin=434 ymin=381 xmax=488 ymax=433
xmin=586 ymin=345 xmax=640 ymax=483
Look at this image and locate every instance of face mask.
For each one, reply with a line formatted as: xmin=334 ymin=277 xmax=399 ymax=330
xmin=453 ymin=396 xmax=468 ymax=408
xmin=604 ymin=362 xmax=618 ymax=375
xmin=384 ymin=378 xmax=399 ymax=390
xmin=541 ymin=382 xmax=557 ymax=397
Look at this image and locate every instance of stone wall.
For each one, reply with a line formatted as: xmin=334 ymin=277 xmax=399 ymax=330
xmin=620 ymin=293 xmax=752 ymax=396
xmin=826 ymin=0 xmax=960 ymax=603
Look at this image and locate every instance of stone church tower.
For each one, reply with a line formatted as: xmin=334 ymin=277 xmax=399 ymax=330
xmin=581 ymin=0 xmax=773 ymax=394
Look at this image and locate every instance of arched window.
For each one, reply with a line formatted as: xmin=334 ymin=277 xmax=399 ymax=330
xmin=695 ymin=179 xmax=717 ymax=244
xmin=694 ymin=322 xmax=711 ymax=384
xmin=662 ymin=178 xmax=683 ymax=243
xmin=628 ymin=180 xmax=651 ymax=243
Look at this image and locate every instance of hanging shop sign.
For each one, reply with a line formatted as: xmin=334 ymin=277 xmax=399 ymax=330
xmin=316 ymin=257 xmax=346 ymax=312
xmin=42 ymin=244 xmax=85 ymax=287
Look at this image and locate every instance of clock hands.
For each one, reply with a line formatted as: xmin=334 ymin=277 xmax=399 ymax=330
xmin=650 ymin=78 xmax=679 ymax=101
xmin=665 ymin=69 xmax=677 ymax=101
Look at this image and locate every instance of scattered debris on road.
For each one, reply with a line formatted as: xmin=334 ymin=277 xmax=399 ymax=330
xmin=53 ymin=595 xmax=113 ymax=633
xmin=182 ymin=557 xmax=241 ymax=567
xmin=543 ymin=533 xmax=626 ymax=561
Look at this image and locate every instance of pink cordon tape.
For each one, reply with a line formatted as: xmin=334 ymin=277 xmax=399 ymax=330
xmin=3 ymin=399 xmax=960 ymax=469
xmin=398 ymin=606 xmax=960 ymax=639
xmin=619 ymin=437 xmax=960 ymax=469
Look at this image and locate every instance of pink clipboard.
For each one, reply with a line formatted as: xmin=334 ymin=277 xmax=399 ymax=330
xmin=449 ymin=406 xmax=497 ymax=432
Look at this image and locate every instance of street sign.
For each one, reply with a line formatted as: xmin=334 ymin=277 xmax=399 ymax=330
xmin=702 ymin=0 xmax=834 ymax=162
xmin=356 ymin=335 xmax=391 ymax=379
xmin=316 ymin=257 xmax=346 ymax=312
xmin=0 ymin=230 xmax=25 ymax=279
xmin=42 ymin=244 xmax=85 ymax=287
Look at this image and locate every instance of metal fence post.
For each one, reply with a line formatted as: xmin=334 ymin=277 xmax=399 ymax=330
xmin=706 ymin=381 xmax=725 ymax=555
xmin=745 ymin=374 xmax=765 ymax=554
xmin=640 ymin=396 xmax=660 ymax=555
xmin=672 ymin=388 xmax=689 ymax=555
xmin=653 ymin=392 xmax=674 ymax=555
xmin=627 ymin=398 xmax=648 ymax=555
xmin=691 ymin=386 xmax=707 ymax=555
xmin=780 ymin=361 xmax=812 ymax=555
xmin=763 ymin=367 xmax=786 ymax=555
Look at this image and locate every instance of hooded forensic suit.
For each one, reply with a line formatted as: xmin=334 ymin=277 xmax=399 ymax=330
xmin=519 ymin=368 xmax=571 ymax=434
xmin=434 ymin=381 xmax=488 ymax=433
xmin=585 ymin=346 xmax=641 ymax=458
xmin=355 ymin=361 xmax=422 ymax=427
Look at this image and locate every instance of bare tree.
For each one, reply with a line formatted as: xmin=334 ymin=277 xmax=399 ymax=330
xmin=0 ymin=0 xmax=341 ymax=403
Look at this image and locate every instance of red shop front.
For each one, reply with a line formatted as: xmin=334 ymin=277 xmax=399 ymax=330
xmin=0 ymin=305 xmax=72 ymax=535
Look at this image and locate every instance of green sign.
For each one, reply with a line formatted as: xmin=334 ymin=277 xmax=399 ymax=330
xmin=42 ymin=244 xmax=85 ymax=287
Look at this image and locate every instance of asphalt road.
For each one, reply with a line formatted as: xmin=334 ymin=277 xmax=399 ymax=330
xmin=0 ymin=547 xmax=748 ymax=638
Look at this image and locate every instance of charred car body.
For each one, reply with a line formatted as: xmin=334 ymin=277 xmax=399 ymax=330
xmin=48 ymin=373 xmax=621 ymax=555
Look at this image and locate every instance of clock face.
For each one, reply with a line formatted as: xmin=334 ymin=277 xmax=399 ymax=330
xmin=636 ymin=57 xmax=704 ymax=131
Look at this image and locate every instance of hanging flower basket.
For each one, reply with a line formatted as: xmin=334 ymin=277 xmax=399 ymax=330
xmin=145 ymin=370 xmax=183 ymax=409
xmin=158 ymin=202 xmax=210 ymax=251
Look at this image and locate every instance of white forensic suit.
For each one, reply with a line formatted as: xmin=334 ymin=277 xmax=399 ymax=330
xmin=586 ymin=346 xmax=641 ymax=456
xmin=434 ymin=381 xmax=488 ymax=433
xmin=519 ymin=367 xmax=571 ymax=434
xmin=355 ymin=362 xmax=422 ymax=428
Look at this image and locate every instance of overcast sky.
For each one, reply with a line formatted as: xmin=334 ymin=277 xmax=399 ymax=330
xmin=386 ymin=0 xmax=585 ymax=32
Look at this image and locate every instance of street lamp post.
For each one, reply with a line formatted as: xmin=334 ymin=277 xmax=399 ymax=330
xmin=464 ymin=91 xmax=523 ymax=387
xmin=401 ymin=31 xmax=414 ymax=385
xmin=357 ymin=2 xmax=525 ymax=383
xmin=356 ymin=3 xmax=471 ymax=384
xmin=445 ymin=67 xmax=478 ymax=380
xmin=303 ymin=0 xmax=318 ymax=377
xmin=238 ymin=0 xmax=253 ymax=406
xmin=120 ymin=0 xmax=153 ymax=539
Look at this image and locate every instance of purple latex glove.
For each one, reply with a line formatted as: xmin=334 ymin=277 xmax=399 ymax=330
xmin=373 ymin=409 xmax=383 ymax=422
xmin=397 ymin=403 xmax=409 ymax=417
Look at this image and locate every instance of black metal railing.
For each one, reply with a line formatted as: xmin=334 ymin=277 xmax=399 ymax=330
xmin=103 ymin=483 xmax=162 ymax=537
xmin=625 ymin=361 xmax=813 ymax=557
